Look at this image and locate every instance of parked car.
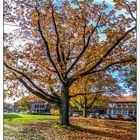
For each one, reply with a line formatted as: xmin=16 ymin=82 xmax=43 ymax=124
xmin=99 ymin=114 xmax=109 ymax=119
xmin=122 ymin=115 xmax=133 ymax=121
xmin=89 ymin=113 xmax=94 ymax=118
xmin=72 ymin=113 xmax=79 ymax=117
xmin=89 ymin=113 xmax=99 ymax=118
xmin=108 ymin=114 xmax=119 ymax=120
xmin=117 ymin=115 xmax=133 ymax=121
xmin=117 ymin=114 xmax=124 ymax=120
xmin=129 ymin=115 xmax=136 ymax=121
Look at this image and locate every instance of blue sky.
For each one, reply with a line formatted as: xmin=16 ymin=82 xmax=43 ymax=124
xmin=53 ymin=0 xmax=128 ymax=42
xmin=110 ymin=71 xmax=135 ymax=95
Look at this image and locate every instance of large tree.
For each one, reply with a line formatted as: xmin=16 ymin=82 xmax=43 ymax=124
xmin=4 ymin=0 xmax=136 ymax=126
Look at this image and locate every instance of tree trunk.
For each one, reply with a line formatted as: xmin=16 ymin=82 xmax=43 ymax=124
xmin=83 ymin=96 xmax=87 ymax=117
xmin=83 ymin=107 xmax=87 ymax=117
xmin=59 ymin=84 xmax=70 ymax=126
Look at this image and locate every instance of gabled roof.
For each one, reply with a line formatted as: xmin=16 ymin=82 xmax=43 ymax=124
xmin=17 ymin=95 xmax=46 ymax=103
xmin=108 ymin=96 xmax=136 ymax=103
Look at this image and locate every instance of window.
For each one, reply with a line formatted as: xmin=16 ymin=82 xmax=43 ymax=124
xmin=35 ymin=105 xmax=39 ymax=108
xmin=118 ymin=105 xmax=122 ymax=108
xmin=108 ymin=103 xmax=112 ymax=107
xmin=40 ymin=105 xmax=44 ymax=108
xmin=123 ymin=110 xmax=128 ymax=115
xmin=128 ymin=105 xmax=133 ymax=108
xmin=113 ymin=110 xmax=116 ymax=114
xmin=123 ymin=105 xmax=126 ymax=107
xmin=113 ymin=104 xmax=117 ymax=107
xmin=109 ymin=110 xmax=112 ymax=114
xmin=118 ymin=110 xmax=121 ymax=114
xmin=134 ymin=105 xmax=136 ymax=108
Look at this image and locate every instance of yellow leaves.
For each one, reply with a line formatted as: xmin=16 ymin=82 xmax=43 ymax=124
xmin=30 ymin=11 xmax=37 ymax=19
xmin=5 ymin=74 xmax=18 ymax=80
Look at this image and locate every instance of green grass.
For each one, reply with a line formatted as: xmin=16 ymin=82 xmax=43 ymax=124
xmin=4 ymin=114 xmax=58 ymax=126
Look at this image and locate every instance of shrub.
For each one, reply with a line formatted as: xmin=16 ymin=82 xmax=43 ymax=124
xmin=50 ymin=109 xmax=60 ymax=116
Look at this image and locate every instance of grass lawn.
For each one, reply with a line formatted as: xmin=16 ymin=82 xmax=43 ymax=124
xmin=4 ymin=114 xmax=136 ymax=140
xmin=4 ymin=114 xmax=58 ymax=126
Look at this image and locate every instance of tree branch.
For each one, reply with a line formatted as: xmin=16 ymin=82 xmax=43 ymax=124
xmin=66 ymin=14 xmax=101 ymax=75
xmin=4 ymin=62 xmax=60 ymax=101
xmin=12 ymin=72 xmax=59 ymax=103
xmin=84 ymin=58 xmax=136 ymax=76
xmin=35 ymin=7 xmax=65 ymax=83
xmin=78 ymin=26 xmax=136 ymax=77
xmin=126 ymin=4 xmax=136 ymax=21
xmin=87 ymin=93 xmax=102 ymax=109
xmin=51 ymin=4 xmax=66 ymax=69
xmin=70 ymin=91 xmax=104 ymax=98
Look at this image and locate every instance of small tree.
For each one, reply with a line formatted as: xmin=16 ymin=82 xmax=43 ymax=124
xmin=70 ymin=73 xmax=121 ymax=117
xmin=18 ymin=102 xmax=31 ymax=111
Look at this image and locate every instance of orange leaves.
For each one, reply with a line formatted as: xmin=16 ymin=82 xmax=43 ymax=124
xmin=9 ymin=116 xmax=136 ymax=140
xmin=17 ymin=95 xmax=47 ymax=103
xmin=32 ymin=31 xmax=39 ymax=38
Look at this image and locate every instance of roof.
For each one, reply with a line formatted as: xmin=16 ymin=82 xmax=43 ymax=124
xmin=17 ymin=95 xmax=46 ymax=103
xmin=108 ymin=96 xmax=136 ymax=103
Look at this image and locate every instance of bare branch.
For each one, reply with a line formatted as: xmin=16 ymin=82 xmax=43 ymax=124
xmin=126 ymin=4 xmax=136 ymax=21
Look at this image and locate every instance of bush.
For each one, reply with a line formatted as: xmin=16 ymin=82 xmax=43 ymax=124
xmin=50 ymin=109 xmax=60 ymax=116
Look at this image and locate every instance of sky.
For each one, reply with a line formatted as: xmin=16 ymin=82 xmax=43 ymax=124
xmin=111 ymin=71 xmax=133 ymax=95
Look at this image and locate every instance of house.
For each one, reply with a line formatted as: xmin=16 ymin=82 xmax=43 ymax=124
xmin=4 ymin=102 xmax=14 ymax=112
xmin=106 ymin=96 xmax=136 ymax=116
xmin=16 ymin=95 xmax=58 ymax=114
xmin=16 ymin=95 xmax=136 ymax=116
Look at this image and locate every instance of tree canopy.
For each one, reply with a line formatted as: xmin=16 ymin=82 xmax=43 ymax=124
xmin=4 ymin=0 xmax=136 ymax=125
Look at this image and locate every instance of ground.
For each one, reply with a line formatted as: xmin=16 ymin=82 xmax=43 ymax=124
xmin=4 ymin=114 xmax=136 ymax=140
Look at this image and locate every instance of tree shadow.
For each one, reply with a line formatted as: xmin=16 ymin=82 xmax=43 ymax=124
xmin=64 ymin=124 xmax=136 ymax=140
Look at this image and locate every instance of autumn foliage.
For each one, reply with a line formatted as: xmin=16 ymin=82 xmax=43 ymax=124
xmin=4 ymin=0 xmax=136 ymax=125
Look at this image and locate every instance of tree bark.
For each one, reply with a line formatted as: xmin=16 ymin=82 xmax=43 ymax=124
xmin=83 ymin=107 xmax=87 ymax=117
xmin=59 ymin=84 xmax=70 ymax=126
xmin=83 ymin=98 xmax=87 ymax=117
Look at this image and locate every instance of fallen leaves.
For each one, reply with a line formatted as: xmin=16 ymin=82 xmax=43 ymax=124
xmin=4 ymin=114 xmax=136 ymax=140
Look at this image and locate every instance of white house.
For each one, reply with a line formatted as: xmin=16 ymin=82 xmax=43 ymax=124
xmin=107 ymin=96 xmax=136 ymax=116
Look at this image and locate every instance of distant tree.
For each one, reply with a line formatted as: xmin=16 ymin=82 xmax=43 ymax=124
xmin=122 ymin=67 xmax=136 ymax=94
xmin=4 ymin=102 xmax=12 ymax=111
xmin=70 ymin=93 xmax=107 ymax=117
xmin=18 ymin=102 xmax=31 ymax=111
xmin=4 ymin=0 xmax=136 ymax=126
xmin=113 ymin=66 xmax=136 ymax=95
xmin=70 ymin=73 xmax=121 ymax=117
